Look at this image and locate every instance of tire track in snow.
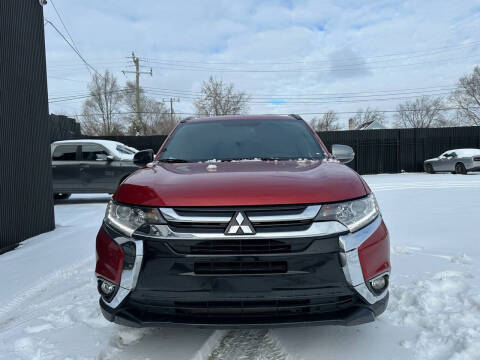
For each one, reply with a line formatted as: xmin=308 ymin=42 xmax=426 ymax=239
xmin=0 ymin=204 xmax=102 ymax=325
xmin=0 ymin=256 xmax=93 ymax=328
xmin=207 ymin=329 xmax=291 ymax=360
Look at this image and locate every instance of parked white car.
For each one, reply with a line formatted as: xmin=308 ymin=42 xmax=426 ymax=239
xmin=424 ymin=148 xmax=480 ymax=174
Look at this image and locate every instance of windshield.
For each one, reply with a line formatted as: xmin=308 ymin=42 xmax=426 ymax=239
xmin=158 ymin=119 xmax=325 ymax=162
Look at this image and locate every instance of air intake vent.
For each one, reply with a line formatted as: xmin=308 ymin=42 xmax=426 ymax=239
xmin=194 ymin=261 xmax=287 ymax=275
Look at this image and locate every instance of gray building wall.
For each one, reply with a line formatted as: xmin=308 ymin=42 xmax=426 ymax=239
xmin=0 ymin=0 xmax=55 ymax=252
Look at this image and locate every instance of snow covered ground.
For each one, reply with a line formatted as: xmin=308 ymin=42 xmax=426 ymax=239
xmin=1 ymin=173 xmax=480 ymax=360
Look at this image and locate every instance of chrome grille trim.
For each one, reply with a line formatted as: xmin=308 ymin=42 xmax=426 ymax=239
xmin=160 ymin=208 xmax=231 ymax=223
xmin=249 ymin=205 xmax=321 ymax=223
xmin=137 ymin=221 xmax=348 ymax=240
xmin=159 ymin=205 xmax=321 ymax=224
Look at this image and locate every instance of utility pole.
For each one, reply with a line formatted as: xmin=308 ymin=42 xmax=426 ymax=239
xmin=122 ymin=52 xmax=152 ymax=135
xmin=163 ymin=97 xmax=180 ymax=125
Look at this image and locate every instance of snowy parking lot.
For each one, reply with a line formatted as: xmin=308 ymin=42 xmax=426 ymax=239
xmin=1 ymin=173 xmax=480 ymax=360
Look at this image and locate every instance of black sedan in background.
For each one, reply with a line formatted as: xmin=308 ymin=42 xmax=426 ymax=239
xmin=51 ymin=140 xmax=140 ymax=199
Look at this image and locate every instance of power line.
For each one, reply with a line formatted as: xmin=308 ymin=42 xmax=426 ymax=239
xmin=68 ymin=106 xmax=480 ymax=118
xmin=142 ymin=41 xmax=480 ymax=67
xmin=44 ymin=18 xmax=102 ymax=77
xmin=145 ymin=91 xmax=454 ymax=105
xmin=142 ymin=84 xmax=457 ymax=96
xmin=48 ymin=84 xmax=461 ymax=104
xmin=48 ymin=88 xmax=454 ymax=104
xmin=46 ymin=39 xmax=480 ymax=74
xmin=145 ymin=53 xmax=480 ymax=73
xmin=49 ymin=0 xmax=80 ymax=54
xmin=49 ymin=83 xmax=456 ymax=99
xmin=48 ymin=88 xmax=134 ymax=103
xmin=48 ymin=75 xmax=89 ymax=83
xmin=143 ymin=87 xmax=456 ymax=100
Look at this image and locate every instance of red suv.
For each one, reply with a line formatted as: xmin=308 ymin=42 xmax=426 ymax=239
xmin=95 ymin=115 xmax=390 ymax=328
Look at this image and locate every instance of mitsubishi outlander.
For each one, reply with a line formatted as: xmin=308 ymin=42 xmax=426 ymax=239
xmin=95 ymin=115 xmax=390 ymax=328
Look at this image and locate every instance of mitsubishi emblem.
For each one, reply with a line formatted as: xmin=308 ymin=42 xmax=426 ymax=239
xmin=225 ymin=211 xmax=255 ymax=235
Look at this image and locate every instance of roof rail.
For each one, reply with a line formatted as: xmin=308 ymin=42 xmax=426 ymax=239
xmin=288 ymin=114 xmax=304 ymax=121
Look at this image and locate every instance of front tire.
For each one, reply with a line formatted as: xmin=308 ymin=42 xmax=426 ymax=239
xmin=424 ymin=164 xmax=435 ymax=174
xmin=455 ymin=163 xmax=467 ymax=175
xmin=54 ymin=193 xmax=71 ymax=200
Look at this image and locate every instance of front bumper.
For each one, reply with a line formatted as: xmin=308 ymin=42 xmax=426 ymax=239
xmin=96 ymin=215 xmax=390 ymax=328
xmin=100 ymin=293 xmax=388 ymax=328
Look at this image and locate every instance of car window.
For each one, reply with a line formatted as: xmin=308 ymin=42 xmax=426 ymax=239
xmin=82 ymin=144 xmax=109 ymax=161
xmin=52 ymin=145 xmax=78 ymax=161
xmin=116 ymin=145 xmax=136 ymax=155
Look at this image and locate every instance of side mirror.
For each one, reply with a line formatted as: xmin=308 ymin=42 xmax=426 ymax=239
xmin=332 ymin=144 xmax=355 ymax=164
xmin=96 ymin=154 xmax=114 ymax=162
xmin=133 ymin=149 xmax=154 ymax=166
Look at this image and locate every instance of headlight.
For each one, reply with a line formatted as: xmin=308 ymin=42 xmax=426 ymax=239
xmin=314 ymin=194 xmax=379 ymax=232
xmin=105 ymin=200 xmax=165 ymax=236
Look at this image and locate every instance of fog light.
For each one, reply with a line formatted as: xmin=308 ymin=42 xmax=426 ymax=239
xmin=370 ymin=275 xmax=387 ymax=291
xmin=100 ymin=280 xmax=116 ymax=295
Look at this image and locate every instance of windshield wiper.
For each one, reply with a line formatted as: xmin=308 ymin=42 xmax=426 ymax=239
xmin=158 ymin=158 xmax=189 ymax=163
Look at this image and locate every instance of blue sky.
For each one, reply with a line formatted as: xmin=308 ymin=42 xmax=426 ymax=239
xmin=44 ymin=0 xmax=480 ymax=127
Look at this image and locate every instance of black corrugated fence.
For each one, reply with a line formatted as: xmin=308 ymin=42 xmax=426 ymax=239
xmin=84 ymin=126 xmax=480 ymax=175
xmin=0 ymin=0 xmax=55 ymax=253
xmin=319 ymin=126 xmax=480 ymax=174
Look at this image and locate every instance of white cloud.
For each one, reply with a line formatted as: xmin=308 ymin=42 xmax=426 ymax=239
xmin=44 ymin=0 xmax=480 ymax=128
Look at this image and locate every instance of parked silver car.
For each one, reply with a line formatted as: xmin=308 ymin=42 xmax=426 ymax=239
xmin=51 ymin=140 xmax=140 ymax=199
xmin=424 ymin=148 xmax=480 ymax=174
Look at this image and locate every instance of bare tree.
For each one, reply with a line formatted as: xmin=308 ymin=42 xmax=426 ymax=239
xmin=194 ymin=76 xmax=250 ymax=116
xmin=122 ymin=81 xmax=176 ymax=135
xmin=394 ymin=96 xmax=446 ymax=128
xmin=310 ymin=111 xmax=341 ymax=131
xmin=143 ymin=98 xmax=178 ymax=135
xmin=81 ymin=71 xmax=125 ymax=135
xmin=351 ymin=107 xmax=385 ymax=129
xmin=450 ymin=66 xmax=480 ymax=125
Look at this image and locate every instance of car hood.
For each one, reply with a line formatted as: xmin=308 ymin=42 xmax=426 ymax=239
xmin=114 ymin=160 xmax=369 ymax=207
xmin=424 ymin=157 xmax=439 ymax=162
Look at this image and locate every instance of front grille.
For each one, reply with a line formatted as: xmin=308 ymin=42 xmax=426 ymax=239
xmin=174 ymin=205 xmax=306 ymax=218
xmin=191 ymin=239 xmax=291 ymax=254
xmin=169 ymin=238 xmax=314 ymax=255
xmin=161 ymin=205 xmax=317 ymax=233
xmin=194 ymin=261 xmax=287 ymax=275
xmin=160 ymin=204 xmax=321 ymax=255
xmin=168 ymin=222 xmax=311 ymax=234
xmin=160 ymin=205 xmax=320 ymax=255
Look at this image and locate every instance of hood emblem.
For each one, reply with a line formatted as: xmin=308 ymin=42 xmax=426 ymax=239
xmin=225 ymin=212 xmax=255 ymax=235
